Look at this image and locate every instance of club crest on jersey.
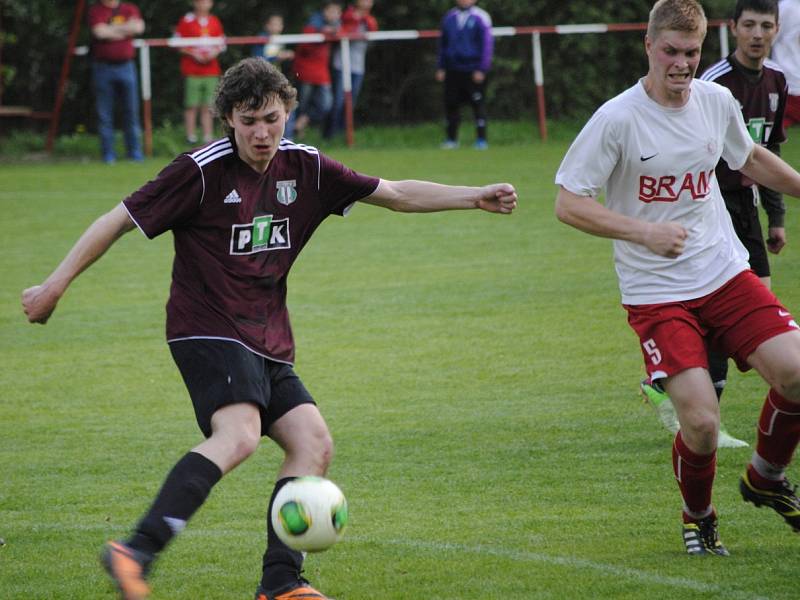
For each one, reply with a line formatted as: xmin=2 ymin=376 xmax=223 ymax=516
xmin=230 ymin=215 xmax=291 ymax=255
xmin=276 ymin=180 xmax=297 ymax=205
xmin=770 ymin=93 xmax=779 ymax=113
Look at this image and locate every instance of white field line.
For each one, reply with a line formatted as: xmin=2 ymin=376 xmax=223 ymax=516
xmin=352 ymin=536 xmax=772 ymax=600
xmin=5 ymin=522 xmax=771 ymax=600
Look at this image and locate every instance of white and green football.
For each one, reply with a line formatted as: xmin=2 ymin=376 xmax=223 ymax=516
xmin=271 ymin=476 xmax=348 ymax=552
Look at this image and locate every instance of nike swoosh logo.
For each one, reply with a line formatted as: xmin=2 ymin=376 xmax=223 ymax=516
xmin=779 ymin=310 xmax=791 ymax=317
xmin=640 ymin=153 xmax=658 ymax=161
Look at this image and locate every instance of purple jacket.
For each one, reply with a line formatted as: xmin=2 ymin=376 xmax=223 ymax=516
xmin=437 ymin=6 xmax=493 ymax=73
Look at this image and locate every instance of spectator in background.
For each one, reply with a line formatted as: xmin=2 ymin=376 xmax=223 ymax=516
xmin=252 ymin=13 xmax=295 ymax=67
xmin=174 ymin=0 xmax=225 ymax=144
xmin=292 ymin=2 xmax=342 ymax=139
xmin=436 ymin=0 xmax=493 ymax=150
xmin=324 ymin=0 xmax=378 ymax=140
xmin=253 ymin=12 xmax=298 ymax=139
xmin=771 ymin=0 xmax=800 ymax=126
xmin=88 ymin=0 xmax=145 ymax=164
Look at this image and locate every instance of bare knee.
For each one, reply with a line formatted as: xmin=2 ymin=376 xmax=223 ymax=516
xmin=679 ymin=412 xmax=719 ymax=454
xmin=278 ymin=422 xmax=334 ymax=475
xmin=320 ymin=430 xmax=334 ymax=472
xmin=193 ymin=403 xmax=264 ymax=474
xmin=231 ymin=429 xmax=261 ymax=463
xmin=749 ymin=332 xmax=800 ymax=402
xmin=204 ymin=428 xmax=261 ymax=472
xmin=304 ymin=426 xmax=334 ymax=475
xmin=772 ymin=370 xmax=800 ymax=403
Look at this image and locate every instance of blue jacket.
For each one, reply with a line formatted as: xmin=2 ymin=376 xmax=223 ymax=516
xmin=437 ymin=6 xmax=493 ymax=73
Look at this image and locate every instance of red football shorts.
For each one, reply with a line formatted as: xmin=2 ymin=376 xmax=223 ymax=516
xmin=625 ymin=270 xmax=798 ymax=380
xmin=784 ymin=94 xmax=800 ymax=128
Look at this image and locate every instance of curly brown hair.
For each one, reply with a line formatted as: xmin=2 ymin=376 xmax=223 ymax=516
xmin=213 ymin=58 xmax=298 ymax=133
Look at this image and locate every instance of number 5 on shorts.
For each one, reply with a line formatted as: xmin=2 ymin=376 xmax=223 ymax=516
xmin=643 ymin=338 xmax=662 ymax=365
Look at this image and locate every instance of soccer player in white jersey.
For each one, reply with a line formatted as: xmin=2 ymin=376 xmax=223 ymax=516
xmin=555 ymin=0 xmax=800 ymax=556
xmin=21 ymin=57 xmax=517 ymax=600
xmin=642 ymin=0 xmax=789 ymax=448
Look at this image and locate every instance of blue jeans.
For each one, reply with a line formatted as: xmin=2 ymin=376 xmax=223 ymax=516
xmin=296 ymin=82 xmax=333 ymax=128
xmin=91 ymin=60 xmax=143 ymax=162
xmin=284 ymin=110 xmax=297 ymax=140
xmin=325 ymin=69 xmax=365 ymax=139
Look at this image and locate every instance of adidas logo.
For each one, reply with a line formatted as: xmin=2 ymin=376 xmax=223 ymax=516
xmin=224 ymin=189 xmax=242 ymax=204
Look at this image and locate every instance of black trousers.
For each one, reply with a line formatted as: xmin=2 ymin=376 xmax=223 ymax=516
xmin=444 ymin=70 xmax=487 ymax=142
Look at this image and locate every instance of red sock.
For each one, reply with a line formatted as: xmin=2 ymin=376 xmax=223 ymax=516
xmin=673 ymin=431 xmax=716 ymax=522
xmin=748 ymin=389 xmax=800 ymax=489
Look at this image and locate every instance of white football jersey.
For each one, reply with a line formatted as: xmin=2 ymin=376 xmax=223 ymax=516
xmin=773 ymin=0 xmax=800 ymax=95
xmin=555 ymin=78 xmax=754 ymax=305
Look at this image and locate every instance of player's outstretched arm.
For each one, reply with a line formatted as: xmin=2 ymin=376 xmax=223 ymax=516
xmin=22 ymin=203 xmax=136 ymax=324
xmin=361 ymin=179 xmax=517 ymax=214
xmin=741 ymin=145 xmax=800 ymax=199
xmin=555 ymin=186 xmax=687 ymax=258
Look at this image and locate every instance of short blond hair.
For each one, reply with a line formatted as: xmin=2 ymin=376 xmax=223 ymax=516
xmin=647 ymin=0 xmax=707 ymax=40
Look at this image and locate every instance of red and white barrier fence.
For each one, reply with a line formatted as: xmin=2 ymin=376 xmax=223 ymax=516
xmin=54 ymin=20 xmax=729 ymax=154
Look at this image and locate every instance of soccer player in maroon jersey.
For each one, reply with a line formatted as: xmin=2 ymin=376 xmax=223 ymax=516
xmin=642 ymin=0 xmax=789 ymax=447
xmin=21 ymin=57 xmax=516 ymax=600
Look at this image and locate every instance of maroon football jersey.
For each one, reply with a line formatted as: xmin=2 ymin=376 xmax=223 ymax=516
xmin=123 ymin=137 xmax=380 ymax=364
xmin=700 ymin=56 xmax=788 ymax=190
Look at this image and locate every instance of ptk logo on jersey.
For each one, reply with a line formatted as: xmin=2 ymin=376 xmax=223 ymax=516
xmin=746 ymin=117 xmax=773 ymax=145
xmin=230 ymin=215 xmax=291 ymax=255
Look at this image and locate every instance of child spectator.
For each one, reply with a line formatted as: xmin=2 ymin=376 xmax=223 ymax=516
xmin=174 ymin=0 xmax=225 ymax=144
xmin=436 ymin=0 xmax=493 ymax=149
xmin=292 ymin=2 xmax=342 ymax=138
xmin=252 ymin=13 xmax=295 ymax=67
xmin=324 ymin=0 xmax=378 ymax=139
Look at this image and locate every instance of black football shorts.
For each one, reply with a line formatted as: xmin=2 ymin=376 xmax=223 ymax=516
xmin=723 ymin=188 xmax=770 ymax=278
xmin=169 ymin=338 xmax=315 ymax=438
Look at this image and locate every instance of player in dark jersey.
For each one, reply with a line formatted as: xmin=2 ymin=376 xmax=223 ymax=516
xmin=21 ymin=57 xmax=517 ymax=600
xmin=641 ymin=0 xmax=788 ymax=448
xmin=702 ymin=0 xmax=787 ymax=287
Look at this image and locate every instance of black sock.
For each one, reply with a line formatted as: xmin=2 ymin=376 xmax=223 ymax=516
xmin=260 ymin=477 xmax=304 ymax=591
xmin=707 ymin=350 xmax=728 ymax=401
xmin=477 ymin=120 xmax=487 ymax=141
xmin=127 ymin=451 xmax=222 ymax=556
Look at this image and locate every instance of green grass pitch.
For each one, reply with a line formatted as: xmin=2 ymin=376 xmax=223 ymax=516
xmin=2 ymin=136 xmax=800 ymax=599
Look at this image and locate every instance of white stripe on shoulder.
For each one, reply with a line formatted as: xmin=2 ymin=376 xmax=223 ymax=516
xmin=190 ymin=138 xmax=233 ymax=167
xmin=472 ymin=6 xmax=492 ymax=26
xmin=279 ymin=138 xmax=320 ymax=155
xmin=187 ymin=140 xmax=232 ymax=204
xmin=700 ymin=60 xmax=731 ymax=81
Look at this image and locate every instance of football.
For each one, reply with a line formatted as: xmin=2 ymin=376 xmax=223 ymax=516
xmin=271 ymin=476 xmax=348 ymax=552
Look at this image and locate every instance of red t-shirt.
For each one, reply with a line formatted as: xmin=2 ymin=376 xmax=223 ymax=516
xmin=174 ymin=12 xmax=225 ymax=77
xmin=88 ymin=1 xmax=141 ymax=62
xmin=122 ymin=137 xmax=379 ymax=364
xmin=341 ymin=6 xmax=378 ymax=34
xmin=293 ymin=24 xmax=333 ymax=85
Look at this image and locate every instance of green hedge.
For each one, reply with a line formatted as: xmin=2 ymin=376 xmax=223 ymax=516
xmin=1 ymin=0 xmax=736 ymax=136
